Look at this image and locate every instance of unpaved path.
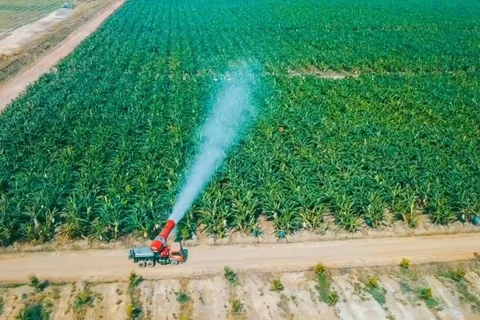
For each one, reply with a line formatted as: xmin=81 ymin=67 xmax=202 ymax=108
xmin=0 ymin=0 xmax=125 ymax=112
xmin=0 ymin=8 xmax=73 ymax=55
xmin=1 ymin=233 xmax=479 ymax=283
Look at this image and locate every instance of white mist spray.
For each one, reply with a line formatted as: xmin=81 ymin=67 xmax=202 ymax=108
xmin=168 ymin=63 xmax=259 ymax=223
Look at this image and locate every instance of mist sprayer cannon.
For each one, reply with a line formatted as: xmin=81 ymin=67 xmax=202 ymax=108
xmin=127 ymin=64 xmax=258 ymax=268
xmin=150 ymin=219 xmax=176 ymax=253
xmin=128 ymin=219 xmax=185 ymax=268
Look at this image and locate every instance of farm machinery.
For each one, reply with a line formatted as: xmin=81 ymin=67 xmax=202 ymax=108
xmin=128 ymin=219 xmax=186 ymax=267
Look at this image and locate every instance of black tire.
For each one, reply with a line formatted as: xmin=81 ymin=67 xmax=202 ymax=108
xmin=147 ymin=260 xmax=155 ymax=268
xmin=171 ymin=259 xmax=179 ymax=266
xmin=138 ymin=261 xmax=146 ymax=268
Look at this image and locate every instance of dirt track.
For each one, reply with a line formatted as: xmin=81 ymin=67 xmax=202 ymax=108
xmin=1 ymin=233 xmax=479 ymax=283
xmin=0 ymin=0 xmax=125 ymax=112
xmin=0 ymin=8 xmax=73 ymax=55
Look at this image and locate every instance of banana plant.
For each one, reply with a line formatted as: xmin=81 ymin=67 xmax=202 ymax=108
xmin=0 ymin=0 xmax=479 ymax=246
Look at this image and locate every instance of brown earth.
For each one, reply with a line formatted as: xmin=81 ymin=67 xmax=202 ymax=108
xmin=0 ymin=0 xmax=125 ymax=111
xmin=1 ymin=260 xmax=480 ymax=320
xmin=0 ymin=233 xmax=479 ymax=284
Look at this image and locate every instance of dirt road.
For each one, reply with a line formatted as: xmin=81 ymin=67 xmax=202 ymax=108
xmin=1 ymin=233 xmax=479 ymax=283
xmin=0 ymin=8 xmax=74 ymax=55
xmin=0 ymin=0 xmax=125 ymax=112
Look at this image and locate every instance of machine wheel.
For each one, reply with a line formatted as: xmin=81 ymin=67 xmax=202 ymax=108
xmin=138 ymin=261 xmax=146 ymax=268
xmin=171 ymin=259 xmax=179 ymax=266
xmin=146 ymin=260 xmax=155 ymax=268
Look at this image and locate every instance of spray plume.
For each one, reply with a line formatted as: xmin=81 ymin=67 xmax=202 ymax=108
xmin=168 ymin=63 xmax=260 ymax=223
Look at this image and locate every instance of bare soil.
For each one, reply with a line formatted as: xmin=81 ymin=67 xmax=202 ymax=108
xmin=1 ymin=261 xmax=480 ymax=320
xmin=1 ymin=233 xmax=479 ymax=284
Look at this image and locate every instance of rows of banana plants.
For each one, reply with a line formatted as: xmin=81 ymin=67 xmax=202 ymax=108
xmin=0 ymin=0 xmax=479 ymax=245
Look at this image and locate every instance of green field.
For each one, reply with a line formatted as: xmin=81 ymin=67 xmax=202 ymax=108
xmin=0 ymin=0 xmax=66 ymax=32
xmin=0 ymin=0 xmax=479 ymax=245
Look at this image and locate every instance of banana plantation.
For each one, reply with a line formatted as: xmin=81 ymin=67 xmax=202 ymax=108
xmin=0 ymin=0 xmax=479 ymax=246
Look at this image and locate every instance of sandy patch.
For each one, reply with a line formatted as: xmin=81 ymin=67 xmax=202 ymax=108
xmin=189 ymin=275 xmax=229 ymax=319
xmin=91 ymin=283 xmax=128 ymax=320
xmin=49 ymin=284 xmax=74 ymax=320
xmin=278 ymin=272 xmax=338 ymax=319
xmin=465 ymin=271 xmax=480 ymax=294
xmin=0 ymin=285 xmax=32 ymax=320
xmin=0 ymin=8 xmax=73 ymax=55
xmin=304 ymin=275 xmax=339 ymax=319
xmin=426 ymin=275 xmax=466 ymax=320
xmin=241 ymin=273 xmax=286 ymax=319
xmin=139 ymin=279 xmax=181 ymax=319
xmin=333 ymin=273 xmax=387 ymax=320
xmin=0 ymin=266 xmax=480 ymax=319
xmin=380 ymin=276 xmax=433 ymax=319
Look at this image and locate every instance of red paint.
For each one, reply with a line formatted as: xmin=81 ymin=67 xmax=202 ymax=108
xmin=150 ymin=219 xmax=176 ymax=253
xmin=160 ymin=219 xmax=176 ymax=240
xmin=160 ymin=245 xmax=170 ymax=258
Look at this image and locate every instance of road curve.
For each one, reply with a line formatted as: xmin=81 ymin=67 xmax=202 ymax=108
xmin=1 ymin=233 xmax=479 ymax=283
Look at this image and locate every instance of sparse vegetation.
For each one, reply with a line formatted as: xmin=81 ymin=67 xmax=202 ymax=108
xmin=364 ymin=275 xmax=386 ymax=305
xmin=14 ymin=303 xmax=49 ymax=320
xmin=418 ymin=287 xmax=438 ymax=309
xmin=387 ymin=312 xmax=397 ymax=320
xmin=126 ymin=273 xmax=143 ymax=320
xmin=126 ymin=303 xmax=141 ymax=319
xmin=277 ymin=294 xmax=291 ymax=315
xmin=328 ymin=291 xmax=339 ymax=305
xmin=270 ymin=279 xmax=284 ymax=292
xmin=231 ymin=298 xmax=244 ymax=315
xmin=439 ymin=268 xmax=480 ymax=312
xmin=224 ymin=267 xmax=239 ymax=286
xmin=51 ymin=286 xmax=60 ymax=300
xmin=366 ymin=275 xmax=380 ymax=289
xmin=0 ymin=261 xmax=480 ymax=318
xmin=400 ymin=281 xmax=411 ymax=294
xmin=400 ymin=258 xmax=411 ymax=269
xmin=314 ymin=263 xmax=326 ymax=275
xmin=175 ymin=291 xmax=190 ymax=304
xmin=28 ymin=275 xmax=48 ymax=292
xmin=441 ymin=268 xmax=466 ymax=282
xmin=0 ymin=297 xmax=4 ymax=315
xmin=314 ymin=264 xmax=338 ymax=305
xmin=61 ymin=1 xmax=75 ymax=9
xmin=128 ymin=272 xmax=143 ymax=290
xmin=73 ymin=288 xmax=95 ymax=310
xmin=177 ymin=279 xmax=194 ymax=320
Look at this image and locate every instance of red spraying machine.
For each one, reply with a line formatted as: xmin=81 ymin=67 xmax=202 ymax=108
xmin=128 ymin=219 xmax=186 ymax=268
